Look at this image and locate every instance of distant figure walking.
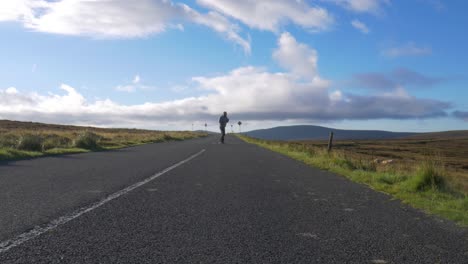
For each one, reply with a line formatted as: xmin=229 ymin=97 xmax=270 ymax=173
xmin=219 ymin=111 xmax=229 ymax=144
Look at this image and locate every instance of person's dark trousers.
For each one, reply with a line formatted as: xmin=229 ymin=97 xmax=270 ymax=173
xmin=220 ymin=126 xmax=226 ymax=143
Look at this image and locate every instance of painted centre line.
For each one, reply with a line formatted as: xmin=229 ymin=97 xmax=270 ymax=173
xmin=0 ymin=149 xmax=206 ymax=254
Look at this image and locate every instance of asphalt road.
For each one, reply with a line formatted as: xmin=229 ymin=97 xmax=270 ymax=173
xmin=0 ymin=135 xmax=467 ymax=263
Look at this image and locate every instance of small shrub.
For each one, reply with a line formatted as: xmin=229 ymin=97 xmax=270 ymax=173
xmin=378 ymin=173 xmax=407 ymax=185
xmin=17 ymin=134 xmax=44 ymax=152
xmin=305 ymin=148 xmax=316 ymax=156
xmin=333 ymin=157 xmax=357 ymax=170
xmin=42 ymin=140 xmax=57 ymax=151
xmin=355 ymin=158 xmax=377 ymax=172
xmin=329 ymin=152 xmax=357 ymax=170
xmin=74 ymin=131 xmax=101 ymax=150
xmin=42 ymin=135 xmax=72 ymax=150
xmin=151 ymin=138 xmax=164 ymax=143
xmin=0 ymin=134 xmax=19 ymax=148
xmin=163 ymin=134 xmax=181 ymax=141
xmin=410 ymin=160 xmax=446 ymax=191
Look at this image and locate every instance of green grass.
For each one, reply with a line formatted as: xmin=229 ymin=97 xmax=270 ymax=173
xmin=44 ymin=148 xmax=90 ymax=155
xmin=238 ymin=135 xmax=468 ymax=226
xmin=0 ymin=148 xmax=44 ymax=160
xmin=0 ymin=147 xmax=91 ymax=161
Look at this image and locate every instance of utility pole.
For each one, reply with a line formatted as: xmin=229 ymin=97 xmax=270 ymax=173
xmin=204 ymin=123 xmax=207 ymax=132
xmin=231 ymin=124 xmax=234 ymax=133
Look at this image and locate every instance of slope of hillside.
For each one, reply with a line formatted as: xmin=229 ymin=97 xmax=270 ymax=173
xmin=404 ymin=130 xmax=468 ymax=140
xmin=245 ymin=125 xmax=417 ymax=141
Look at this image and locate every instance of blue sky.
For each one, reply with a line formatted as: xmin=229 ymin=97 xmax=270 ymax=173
xmin=0 ymin=0 xmax=467 ymax=132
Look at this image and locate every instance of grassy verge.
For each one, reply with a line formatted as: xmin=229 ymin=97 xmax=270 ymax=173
xmin=0 ymin=121 xmax=207 ymax=161
xmin=238 ymin=135 xmax=468 ymax=226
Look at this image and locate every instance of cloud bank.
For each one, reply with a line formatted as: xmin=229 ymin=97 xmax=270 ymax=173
xmin=0 ymin=33 xmax=450 ymax=128
xmin=353 ymin=68 xmax=444 ymax=90
xmin=196 ymin=0 xmax=334 ymax=32
xmin=1 ymin=0 xmax=251 ymax=53
xmin=0 ymin=0 xmax=346 ymax=54
xmin=0 ymin=0 xmax=397 ymax=55
xmin=453 ymin=111 xmax=468 ymax=121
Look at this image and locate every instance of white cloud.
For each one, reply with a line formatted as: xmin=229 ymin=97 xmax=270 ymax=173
xmin=273 ymin=32 xmax=321 ymax=80
xmin=0 ymin=0 xmax=250 ymax=53
xmin=0 ymin=0 xmax=44 ymax=22
xmin=0 ymin=33 xmax=449 ymax=128
xmin=25 ymin=0 xmax=174 ymax=37
xmin=191 ymin=66 xmax=331 ymax=117
xmin=351 ymin=19 xmax=369 ymax=34
xmin=115 ymin=75 xmax=154 ymax=93
xmin=179 ymin=4 xmax=251 ymax=53
xmin=5 ymin=87 xmax=19 ymax=94
xmin=382 ymin=42 xmax=432 ymax=58
xmin=196 ymin=0 xmax=334 ymax=32
xmin=329 ymin=0 xmax=390 ymax=14
xmin=133 ymin=75 xmax=141 ymax=84
xmin=0 ymin=73 xmax=449 ymax=128
xmin=115 ymin=85 xmax=137 ymax=93
xmin=330 ymin=90 xmax=343 ymax=102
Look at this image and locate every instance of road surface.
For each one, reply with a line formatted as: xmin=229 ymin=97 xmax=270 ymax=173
xmin=0 ymin=135 xmax=467 ymax=263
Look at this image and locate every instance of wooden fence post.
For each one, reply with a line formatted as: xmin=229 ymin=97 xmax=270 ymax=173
xmin=327 ymin=131 xmax=334 ymax=152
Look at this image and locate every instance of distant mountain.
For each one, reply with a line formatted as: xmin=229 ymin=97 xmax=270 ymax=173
xmin=244 ymin=125 xmax=418 ymax=141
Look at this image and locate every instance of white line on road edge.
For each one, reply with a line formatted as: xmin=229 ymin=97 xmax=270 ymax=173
xmin=0 ymin=149 xmax=206 ymax=254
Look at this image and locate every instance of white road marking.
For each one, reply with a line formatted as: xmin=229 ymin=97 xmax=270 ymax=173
xmin=371 ymin=260 xmax=387 ymax=264
xmin=0 ymin=149 xmax=206 ymax=254
xmin=297 ymin=233 xmax=318 ymax=239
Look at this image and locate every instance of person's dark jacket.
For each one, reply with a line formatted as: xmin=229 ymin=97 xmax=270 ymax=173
xmin=219 ymin=116 xmax=229 ymax=128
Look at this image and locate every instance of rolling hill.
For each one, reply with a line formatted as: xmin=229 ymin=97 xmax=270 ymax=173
xmin=244 ymin=125 xmax=418 ymax=141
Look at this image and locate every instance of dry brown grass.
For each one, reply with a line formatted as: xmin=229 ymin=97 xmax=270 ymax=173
xmin=0 ymin=120 xmax=207 ymax=159
xmin=291 ymin=136 xmax=468 ymax=193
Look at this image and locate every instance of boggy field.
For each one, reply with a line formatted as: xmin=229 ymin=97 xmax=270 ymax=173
xmin=295 ymin=134 xmax=468 ymax=192
xmin=0 ymin=120 xmax=206 ymax=160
